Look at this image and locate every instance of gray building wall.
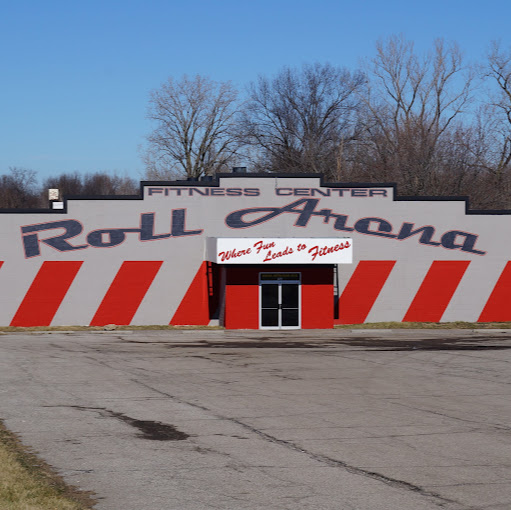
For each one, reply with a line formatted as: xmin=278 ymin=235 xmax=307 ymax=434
xmin=0 ymin=175 xmax=504 ymax=326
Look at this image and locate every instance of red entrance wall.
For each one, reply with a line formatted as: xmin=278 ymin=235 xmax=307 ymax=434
xmin=224 ymin=265 xmax=334 ymax=329
xmin=301 ymin=266 xmax=334 ymax=329
xmin=224 ymin=266 xmax=259 ymax=329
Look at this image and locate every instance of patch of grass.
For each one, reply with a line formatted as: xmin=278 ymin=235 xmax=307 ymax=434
xmin=0 ymin=324 xmax=224 ymax=333
xmin=1 ymin=322 xmax=510 ymax=333
xmin=129 ymin=321 xmax=511 ymax=331
xmin=0 ymin=420 xmax=95 ymax=509
xmin=335 ymin=321 xmax=511 ymax=329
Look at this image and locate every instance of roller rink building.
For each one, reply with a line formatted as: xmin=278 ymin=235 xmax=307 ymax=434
xmin=0 ymin=174 xmax=509 ymax=329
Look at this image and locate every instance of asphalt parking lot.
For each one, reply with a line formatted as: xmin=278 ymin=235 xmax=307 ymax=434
xmin=1 ymin=329 xmax=511 ymax=510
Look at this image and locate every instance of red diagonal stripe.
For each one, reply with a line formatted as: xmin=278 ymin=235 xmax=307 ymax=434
xmin=170 ymin=261 xmax=210 ymax=326
xmin=90 ymin=261 xmax=163 ymax=326
xmin=11 ymin=261 xmax=83 ymax=327
xmin=336 ymin=261 xmax=396 ymax=324
xmin=403 ymin=261 xmax=469 ymax=322
xmin=478 ymin=261 xmax=511 ymax=322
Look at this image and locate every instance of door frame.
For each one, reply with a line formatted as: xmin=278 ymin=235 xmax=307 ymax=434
xmin=259 ymin=272 xmax=301 ymax=330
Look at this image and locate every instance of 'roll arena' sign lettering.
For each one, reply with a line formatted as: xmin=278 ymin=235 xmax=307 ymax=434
xmin=20 ymin=198 xmax=485 ymax=258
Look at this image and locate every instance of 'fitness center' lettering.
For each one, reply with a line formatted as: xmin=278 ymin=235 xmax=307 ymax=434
xmin=146 ymin=187 xmax=388 ymax=197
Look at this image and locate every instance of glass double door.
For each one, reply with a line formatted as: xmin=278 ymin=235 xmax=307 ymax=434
xmin=259 ymin=273 xmax=301 ymax=329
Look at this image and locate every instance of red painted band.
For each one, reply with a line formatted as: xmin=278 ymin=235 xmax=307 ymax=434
xmin=171 ymin=261 xmax=210 ymax=326
xmin=337 ymin=261 xmax=396 ymax=324
xmin=403 ymin=261 xmax=469 ymax=322
xmin=90 ymin=261 xmax=162 ymax=326
xmin=478 ymin=261 xmax=511 ymax=322
xmin=11 ymin=261 xmax=83 ymax=327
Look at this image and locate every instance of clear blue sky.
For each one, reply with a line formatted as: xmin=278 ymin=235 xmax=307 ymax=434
xmin=1 ymin=0 xmax=510 ymax=181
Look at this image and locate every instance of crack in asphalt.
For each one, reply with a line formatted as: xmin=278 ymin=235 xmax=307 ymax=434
xmin=130 ymin=379 xmax=466 ymax=509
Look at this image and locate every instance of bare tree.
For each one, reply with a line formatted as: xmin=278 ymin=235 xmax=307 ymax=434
xmin=483 ymin=43 xmax=511 ymax=180
xmin=240 ymin=63 xmax=365 ymax=178
xmin=82 ymin=172 xmax=138 ymax=195
xmin=0 ymin=167 xmax=40 ymax=209
xmin=41 ymin=171 xmax=84 ymax=197
xmin=143 ymin=75 xmax=241 ymax=179
xmin=433 ymin=41 xmax=511 ymax=210
xmin=42 ymin=171 xmax=138 ymax=198
xmin=353 ymin=35 xmax=474 ymax=196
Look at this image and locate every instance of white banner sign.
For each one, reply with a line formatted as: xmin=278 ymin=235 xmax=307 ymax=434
xmin=207 ymin=238 xmax=352 ymax=264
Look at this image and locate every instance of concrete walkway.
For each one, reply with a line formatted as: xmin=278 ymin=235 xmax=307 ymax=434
xmin=1 ymin=329 xmax=511 ymax=509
